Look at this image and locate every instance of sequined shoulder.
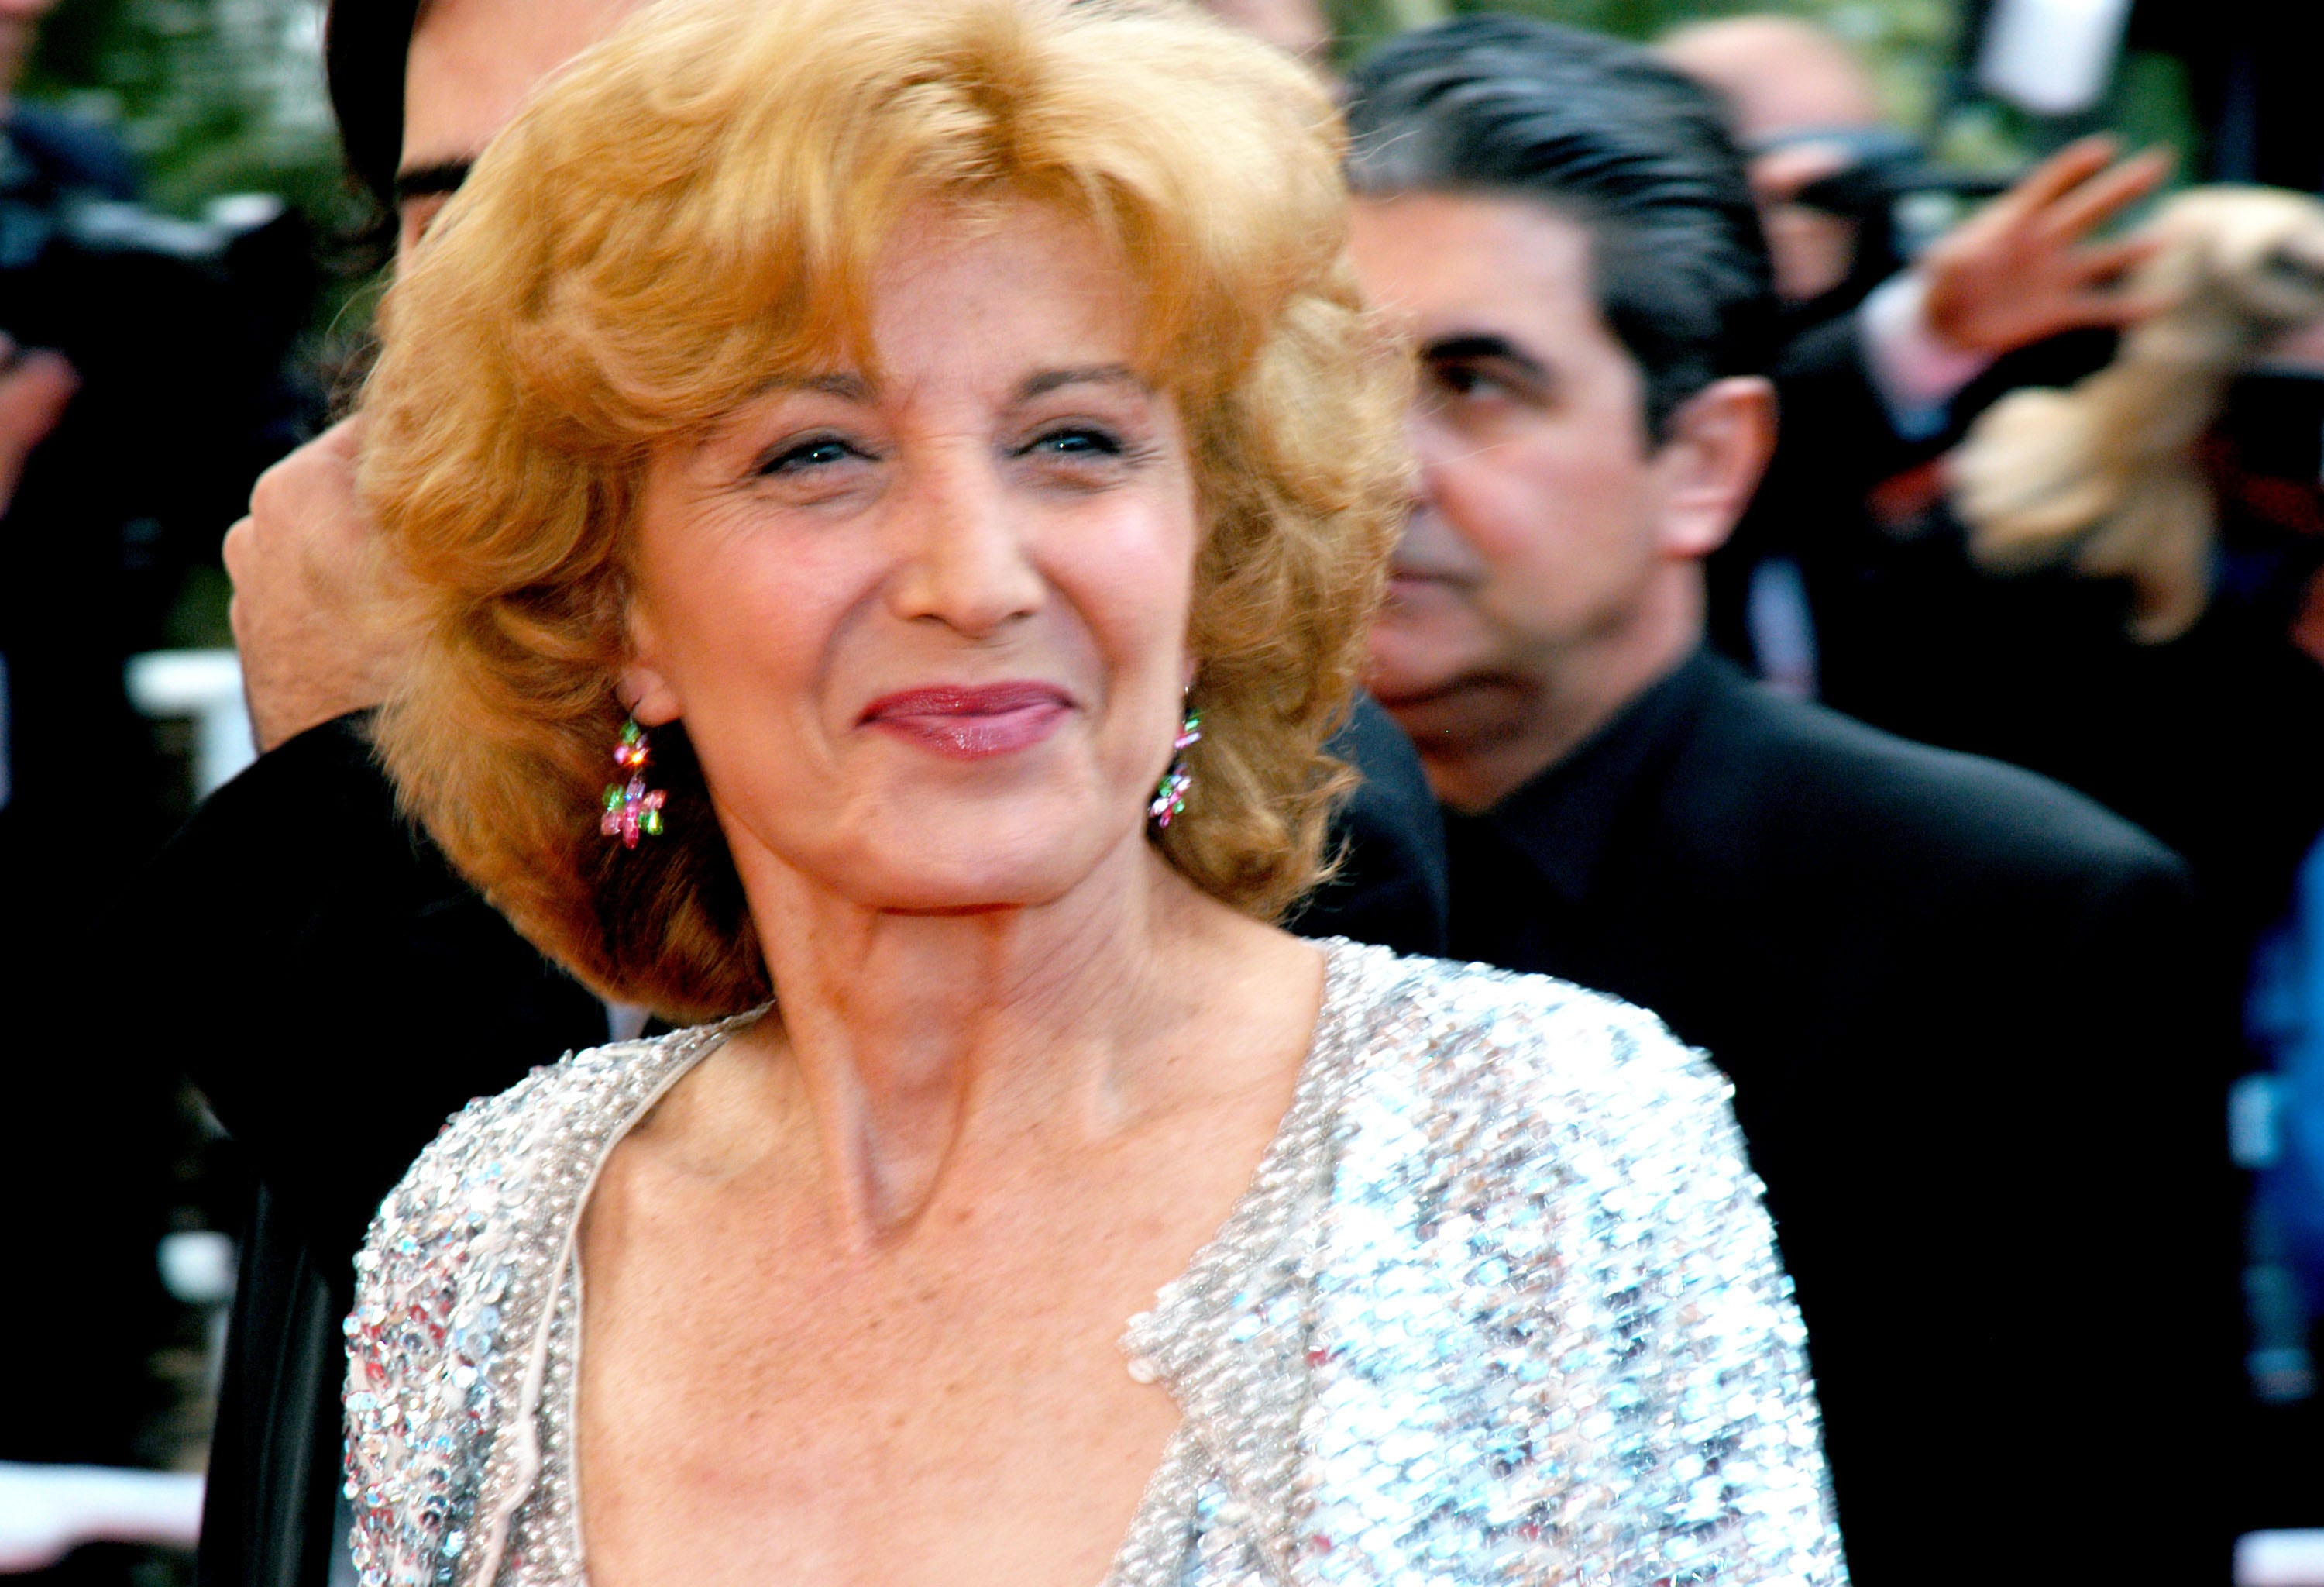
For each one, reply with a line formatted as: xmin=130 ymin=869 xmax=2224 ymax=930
xmin=1302 ymin=952 xmax=1844 ymax=1584
xmin=1367 ymin=953 xmax=1741 ymax=1151
xmin=343 ymin=1016 xmax=756 ymax=1587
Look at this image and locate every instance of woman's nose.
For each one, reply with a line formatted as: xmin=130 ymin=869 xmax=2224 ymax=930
xmin=888 ymin=453 xmax=1045 ymax=636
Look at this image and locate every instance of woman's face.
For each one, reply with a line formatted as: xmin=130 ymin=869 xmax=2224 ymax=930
xmin=624 ymin=203 xmax=1200 ymax=914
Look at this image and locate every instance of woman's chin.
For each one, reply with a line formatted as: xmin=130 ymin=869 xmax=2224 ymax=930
xmin=843 ymin=859 xmax=1093 ymax=916
xmin=805 ymin=804 xmax=1140 ymax=917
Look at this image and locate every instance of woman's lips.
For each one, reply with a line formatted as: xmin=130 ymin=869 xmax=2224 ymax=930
xmin=858 ymin=683 xmax=1073 ymax=759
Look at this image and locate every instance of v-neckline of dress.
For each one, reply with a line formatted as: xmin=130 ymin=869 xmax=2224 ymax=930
xmin=520 ymin=937 xmax=1370 ymax=1587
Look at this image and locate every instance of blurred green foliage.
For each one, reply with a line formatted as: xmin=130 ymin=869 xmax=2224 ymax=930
xmin=1326 ymin=0 xmax=2197 ymax=194
xmin=12 ymin=0 xmax=2193 ymax=249
xmin=19 ymin=0 xmax=384 ymax=401
xmin=19 ymin=0 xmax=1964 ymax=219
xmin=1329 ymin=0 xmax=1961 ymax=130
xmin=22 ymin=0 xmax=356 ymax=229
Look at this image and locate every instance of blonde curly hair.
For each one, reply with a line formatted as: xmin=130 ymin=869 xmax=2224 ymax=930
xmin=362 ymin=0 xmax=1408 ymax=1020
xmin=1951 ymin=186 xmax=2324 ymax=641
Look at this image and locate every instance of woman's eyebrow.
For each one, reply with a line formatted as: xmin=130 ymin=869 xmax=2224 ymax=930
xmin=796 ymin=372 xmax=872 ymax=400
xmin=1016 ymin=364 xmax=1147 ymax=401
xmin=746 ymin=371 xmax=873 ymax=401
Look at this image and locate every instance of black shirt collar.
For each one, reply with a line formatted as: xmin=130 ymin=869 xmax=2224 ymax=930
xmin=1454 ymin=649 xmax=1722 ymax=904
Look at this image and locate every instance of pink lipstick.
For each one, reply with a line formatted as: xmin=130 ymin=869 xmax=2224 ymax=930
xmin=858 ymin=682 xmax=1072 ymax=759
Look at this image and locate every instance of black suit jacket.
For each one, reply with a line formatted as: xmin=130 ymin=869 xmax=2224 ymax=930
xmin=1446 ymin=651 xmax=2233 ymax=1585
xmin=1710 ymin=308 xmax=2121 ymax=682
xmin=1731 ymin=312 xmax=2324 ymax=980
xmin=153 ymin=696 xmax=1446 ymax=1586
xmin=132 ymin=718 xmax=607 ymax=1587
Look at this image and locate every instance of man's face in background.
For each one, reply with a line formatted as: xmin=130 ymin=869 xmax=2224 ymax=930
xmin=1347 ymin=191 xmax=1677 ymax=767
xmin=0 ymin=0 xmax=60 ymax=102
xmin=1195 ymin=0 xmax=1329 ymax=63
xmin=395 ymin=0 xmax=645 ymax=256
xmin=1656 ymin=16 xmax=1885 ymax=305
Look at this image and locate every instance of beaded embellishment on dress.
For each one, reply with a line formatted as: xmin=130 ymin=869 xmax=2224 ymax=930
xmin=346 ymin=942 xmax=1847 ymax=1586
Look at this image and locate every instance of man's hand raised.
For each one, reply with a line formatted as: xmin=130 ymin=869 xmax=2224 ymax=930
xmin=223 ymin=416 xmax=416 ymax=752
xmin=1921 ymin=136 xmax=2174 ymax=358
xmin=0 ymin=333 xmax=77 ymax=515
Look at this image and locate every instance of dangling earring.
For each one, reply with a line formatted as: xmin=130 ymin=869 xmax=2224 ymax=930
xmin=600 ymin=718 xmax=667 ymax=849
xmin=1148 ymin=702 xmax=1202 ymax=828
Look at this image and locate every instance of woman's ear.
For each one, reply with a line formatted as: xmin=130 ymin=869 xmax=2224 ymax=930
xmin=1649 ymin=375 xmax=1778 ymax=562
xmin=621 ymin=605 xmax=684 ymax=727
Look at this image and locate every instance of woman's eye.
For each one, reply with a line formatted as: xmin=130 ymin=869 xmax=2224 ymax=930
xmin=1026 ymin=426 xmax=1123 ymax=460
xmin=757 ymin=435 xmax=862 ymax=475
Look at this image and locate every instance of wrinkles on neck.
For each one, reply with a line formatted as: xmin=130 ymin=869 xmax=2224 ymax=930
xmin=722 ymin=824 xmax=1201 ymax=1241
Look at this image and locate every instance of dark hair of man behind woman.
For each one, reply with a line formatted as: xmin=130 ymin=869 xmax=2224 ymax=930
xmin=1343 ymin=15 xmax=1776 ymax=435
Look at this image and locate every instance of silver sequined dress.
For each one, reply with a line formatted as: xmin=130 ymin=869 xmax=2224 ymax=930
xmin=344 ymin=940 xmax=1847 ymax=1586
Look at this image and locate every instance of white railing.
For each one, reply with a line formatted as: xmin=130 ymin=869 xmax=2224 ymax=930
xmin=2243 ymin=1531 xmax=2324 ymax=1587
xmin=0 ymin=1464 xmax=202 ymax=1572
xmin=124 ymin=649 xmax=256 ymax=798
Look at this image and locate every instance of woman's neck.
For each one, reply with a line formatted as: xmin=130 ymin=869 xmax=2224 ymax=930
xmin=724 ymin=831 xmax=1246 ymax=1241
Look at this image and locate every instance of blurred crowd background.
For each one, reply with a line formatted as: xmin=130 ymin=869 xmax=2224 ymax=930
xmin=3 ymin=0 xmax=2322 ymax=1582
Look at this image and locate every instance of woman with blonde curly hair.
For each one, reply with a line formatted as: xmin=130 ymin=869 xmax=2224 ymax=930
xmin=341 ymin=1 xmax=1844 ymax=1582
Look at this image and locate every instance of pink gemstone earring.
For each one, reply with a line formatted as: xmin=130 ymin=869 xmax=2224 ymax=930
xmin=600 ymin=718 xmax=667 ymax=849
xmin=1148 ymin=704 xmax=1202 ymax=828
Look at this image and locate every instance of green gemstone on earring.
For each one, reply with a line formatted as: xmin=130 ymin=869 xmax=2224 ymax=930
xmin=640 ymin=808 xmax=664 ymax=836
xmin=603 ymin=785 xmax=624 ymax=810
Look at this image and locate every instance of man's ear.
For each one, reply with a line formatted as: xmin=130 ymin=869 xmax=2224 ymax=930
xmin=620 ymin=604 xmax=683 ymax=727
xmin=1649 ymin=375 xmax=1777 ymax=561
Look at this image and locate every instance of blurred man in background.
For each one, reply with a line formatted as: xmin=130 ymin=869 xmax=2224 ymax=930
xmin=1342 ymin=17 xmax=2227 ymax=1581
xmin=1196 ymin=0 xmax=1329 ymax=64
xmin=1661 ymin=14 xmax=1894 ymax=312
xmin=1673 ymin=8 xmax=2324 ymax=1176
xmin=1676 ymin=8 xmax=2324 ymax=1541
xmin=1659 ymin=13 xmax=2172 ymax=702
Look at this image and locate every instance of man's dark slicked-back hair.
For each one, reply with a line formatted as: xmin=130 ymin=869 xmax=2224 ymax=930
xmin=1344 ymin=15 xmax=1776 ymax=435
xmin=325 ymin=0 xmax=421 ymax=207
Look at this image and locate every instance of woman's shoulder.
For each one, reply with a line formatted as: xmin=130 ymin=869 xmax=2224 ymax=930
xmin=352 ymin=1013 xmax=759 ymax=1310
xmin=367 ymin=1030 xmax=691 ymax=1238
xmin=1331 ymin=942 xmax=1734 ymax=1139
xmin=1320 ymin=942 xmax=1755 ymax=1221
xmin=1296 ymin=945 xmax=1838 ymax=1581
xmin=343 ymin=1015 xmax=755 ymax=1585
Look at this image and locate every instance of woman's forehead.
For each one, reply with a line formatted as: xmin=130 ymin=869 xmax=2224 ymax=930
xmin=691 ymin=203 xmax=1171 ymax=402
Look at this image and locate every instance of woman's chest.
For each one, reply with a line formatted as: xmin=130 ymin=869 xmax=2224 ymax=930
xmin=574 ymin=1342 xmax=1182 ymax=1587
xmin=564 ymin=1166 xmax=1228 ymax=1586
